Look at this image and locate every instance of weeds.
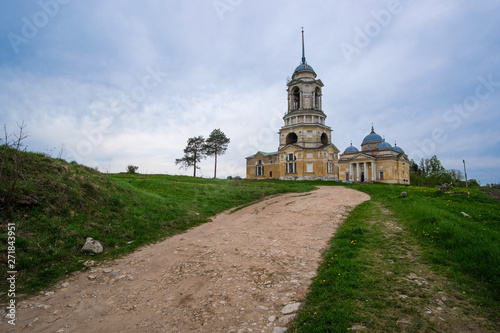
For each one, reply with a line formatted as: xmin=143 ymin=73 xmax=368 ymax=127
xmin=0 ymin=122 xmax=28 ymax=210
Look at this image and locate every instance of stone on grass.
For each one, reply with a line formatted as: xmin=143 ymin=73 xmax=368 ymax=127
xmin=81 ymin=237 xmax=103 ymax=254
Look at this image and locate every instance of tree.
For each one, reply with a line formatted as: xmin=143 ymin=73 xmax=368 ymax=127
xmin=175 ymin=136 xmax=206 ymax=177
xmin=428 ymin=155 xmax=445 ymax=176
xmin=127 ymin=165 xmax=139 ymax=174
xmin=203 ymin=129 xmax=230 ymax=178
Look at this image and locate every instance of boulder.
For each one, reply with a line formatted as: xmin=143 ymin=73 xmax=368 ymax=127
xmin=400 ymin=191 xmax=407 ymax=198
xmin=440 ymin=183 xmax=452 ymax=192
xmin=81 ymin=237 xmax=103 ymax=254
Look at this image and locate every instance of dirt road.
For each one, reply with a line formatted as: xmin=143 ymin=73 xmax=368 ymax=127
xmin=3 ymin=186 xmax=370 ymax=332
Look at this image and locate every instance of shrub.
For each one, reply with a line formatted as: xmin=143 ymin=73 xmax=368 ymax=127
xmin=127 ymin=165 xmax=139 ymax=174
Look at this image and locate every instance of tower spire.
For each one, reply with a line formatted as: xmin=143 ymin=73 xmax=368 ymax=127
xmin=301 ymin=27 xmax=306 ymax=64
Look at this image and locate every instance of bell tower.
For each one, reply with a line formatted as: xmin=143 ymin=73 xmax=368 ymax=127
xmin=246 ymin=28 xmax=339 ymax=181
xmin=279 ymin=28 xmax=332 ymax=149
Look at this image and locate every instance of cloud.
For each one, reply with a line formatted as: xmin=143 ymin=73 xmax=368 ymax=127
xmin=0 ymin=0 xmax=499 ymax=184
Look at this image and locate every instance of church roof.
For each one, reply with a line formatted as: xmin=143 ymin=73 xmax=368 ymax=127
xmin=344 ymin=145 xmax=359 ymax=153
xmin=245 ymin=151 xmax=278 ymax=159
xmin=294 ymin=63 xmax=315 ymax=73
xmin=362 ymin=126 xmax=383 ymax=144
xmin=393 ymin=145 xmax=404 ymax=152
xmin=377 ymin=141 xmax=392 ymax=149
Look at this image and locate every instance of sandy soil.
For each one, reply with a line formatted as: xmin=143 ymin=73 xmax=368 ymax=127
xmin=3 ymin=186 xmax=369 ymax=333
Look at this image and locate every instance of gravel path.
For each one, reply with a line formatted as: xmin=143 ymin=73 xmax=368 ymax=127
xmin=4 ymin=186 xmax=370 ymax=332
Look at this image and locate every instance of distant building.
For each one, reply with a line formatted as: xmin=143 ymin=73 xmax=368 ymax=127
xmin=338 ymin=126 xmax=410 ymax=184
xmin=246 ymin=30 xmax=410 ymax=184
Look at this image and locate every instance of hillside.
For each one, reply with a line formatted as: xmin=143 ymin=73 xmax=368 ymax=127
xmin=0 ymin=149 xmax=316 ymax=299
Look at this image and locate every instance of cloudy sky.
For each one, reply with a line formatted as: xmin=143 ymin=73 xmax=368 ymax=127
xmin=1 ymin=0 xmax=499 ymax=184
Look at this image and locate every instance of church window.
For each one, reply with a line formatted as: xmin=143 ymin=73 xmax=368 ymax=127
xmin=346 ymin=172 xmax=350 ymax=181
xmin=306 ymin=153 xmax=313 ymax=158
xmin=256 ymin=159 xmax=264 ymax=176
xmin=321 ymin=133 xmax=328 ymax=145
xmin=286 ymin=153 xmax=297 ymax=174
xmin=286 ymin=132 xmax=298 ymax=145
xmin=315 ymin=87 xmax=321 ymax=110
xmin=307 ymin=163 xmax=313 ymax=173
xmin=379 ymin=171 xmax=384 ymax=180
xmin=292 ymin=87 xmax=300 ymax=110
xmin=327 ymin=161 xmax=334 ymax=174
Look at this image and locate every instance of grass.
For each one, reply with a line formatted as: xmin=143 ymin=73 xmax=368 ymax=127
xmin=1 ymin=151 xmax=499 ymax=331
xmin=290 ymin=183 xmax=500 ymax=332
xmin=356 ymin=184 xmax=500 ymax=304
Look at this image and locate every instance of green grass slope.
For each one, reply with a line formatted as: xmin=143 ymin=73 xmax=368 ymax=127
xmin=0 ymin=150 xmax=317 ymax=300
xmin=291 ymin=183 xmax=500 ymax=332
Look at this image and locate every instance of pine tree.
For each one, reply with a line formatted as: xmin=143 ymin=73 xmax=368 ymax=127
xmin=203 ymin=129 xmax=230 ymax=178
xmin=175 ymin=136 xmax=206 ymax=177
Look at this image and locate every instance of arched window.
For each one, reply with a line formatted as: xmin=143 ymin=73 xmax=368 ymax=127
xmin=286 ymin=132 xmax=298 ymax=145
xmin=321 ymin=133 xmax=328 ymax=145
xmin=292 ymin=87 xmax=300 ymax=110
xmin=315 ymin=87 xmax=321 ymax=109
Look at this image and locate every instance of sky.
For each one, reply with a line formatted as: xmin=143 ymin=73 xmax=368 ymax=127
xmin=1 ymin=0 xmax=499 ymax=184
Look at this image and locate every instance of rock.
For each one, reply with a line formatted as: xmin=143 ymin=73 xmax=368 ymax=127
xmin=350 ymin=324 xmax=366 ymax=331
xmin=268 ymin=315 xmax=276 ymax=322
xmin=281 ymin=302 xmax=301 ymax=314
xmin=83 ymin=260 xmax=96 ymax=267
xmin=273 ymin=328 xmax=287 ymax=333
xmin=400 ymin=191 xmax=407 ymax=198
xmin=61 ymin=282 xmax=69 ymax=288
xmin=279 ymin=314 xmax=296 ymax=325
xmin=461 ymin=211 xmax=471 ymax=218
xmin=440 ymin=183 xmax=452 ymax=192
xmin=81 ymin=237 xmax=103 ymax=254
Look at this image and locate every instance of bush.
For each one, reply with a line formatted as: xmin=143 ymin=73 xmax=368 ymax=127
xmin=127 ymin=165 xmax=139 ymax=174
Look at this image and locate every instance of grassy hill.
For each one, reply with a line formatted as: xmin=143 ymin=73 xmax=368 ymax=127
xmin=1 ymin=149 xmax=499 ymax=331
xmin=0 ymin=149 xmax=315 ymax=300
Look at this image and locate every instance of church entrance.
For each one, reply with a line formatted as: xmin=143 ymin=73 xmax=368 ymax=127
xmin=361 ymin=172 xmax=365 ymax=182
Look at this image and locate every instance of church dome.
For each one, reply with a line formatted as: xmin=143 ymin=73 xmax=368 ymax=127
xmin=393 ymin=145 xmax=404 ymax=152
xmin=362 ymin=126 xmax=383 ymax=144
xmin=294 ymin=63 xmax=315 ymax=73
xmin=377 ymin=141 xmax=392 ymax=149
xmin=344 ymin=145 xmax=359 ymax=153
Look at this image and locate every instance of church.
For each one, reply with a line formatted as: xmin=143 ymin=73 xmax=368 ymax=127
xmin=245 ymin=31 xmax=410 ymax=184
